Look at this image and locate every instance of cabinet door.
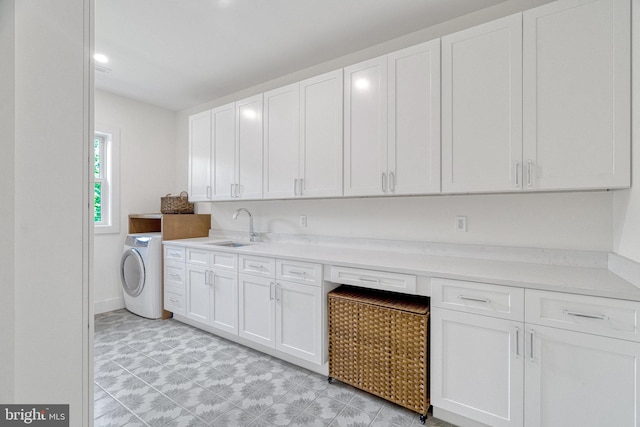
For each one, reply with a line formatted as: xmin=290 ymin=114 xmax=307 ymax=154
xmin=344 ymin=56 xmax=388 ymax=196
xmin=236 ymin=94 xmax=263 ymax=199
xmin=388 ymin=39 xmax=441 ymax=195
xmin=185 ymin=265 xmax=210 ymax=324
xmin=431 ymin=308 xmax=524 ymax=427
xmin=210 ymin=269 xmax=238 ymax=335
xmin=524 ymin=325 xmax=640 ymax=427
xmin=442 ymin=14 xmax=523 ymax=193
xmin=522 ymin=0 xmax=630 ymax=190
xmin=263 ymin=83 xmax=300 ymax=199
xmin=238 ymin=273 xmax=275 ymax=347
xmin=188 ymin=110 xmax=212 ymax=201
xmin=211 ymin=103 xmax=236 ymax=200
xmin=299 ymin=69 xmax=343 ymax=198
xmin=275 ymin=280 xmax=322 ymax=364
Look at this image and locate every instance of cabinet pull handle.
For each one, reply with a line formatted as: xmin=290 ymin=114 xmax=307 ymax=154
xmin=207 ymin=186 xmax=212 ymax=199
xmin=458 ymin=295 xmax=491 ymax=304
xmin=169 ymin=253 xmax=181 ymax=258
xmin=529 ymin=329 xmax=535 ymax=361
xmin=211 ymin=273 xmax=216 ymax=286
xmin=299 ymin=178 xmax=304 ymax=196
xmin=230 ymin=184 xmax=235 ymax=198
xmin=275 ymin=284 xmax=281 ymax=302
xmin=235 ymin=183 xmax=240 ymax=198
xmin=169 ymin=298 xmax=179 ymax=303
xmin=247 ymin=264 xmax=264 ymax=271
xmin=389 ymin=171 xmax=395 ymax=192
xmin=527 ymin=160 xmax=534 ymax=188
xmin=293 ymin=179 xmax=298 ymax=196
xmin=204 ymin=270 xmax=210 ymax=286
xmin=169 ymin=273 xmax=181 ymax=280
xmin=359 ymin=277 xmax=380 ymax=284
xmin=381 ymin=172 xmax=387 ymax=192
xmin=514 ymin=161 xmax=521 ymax=187
xmin=563 ymin=310 xmax=608 ymax=321
xmin=270 ymin=282 xmax=275 ymax=301
xmin=289 ymin=270 xmax=306 ymax=276
xmin=515 ymin=327 xmax=520 ymax=357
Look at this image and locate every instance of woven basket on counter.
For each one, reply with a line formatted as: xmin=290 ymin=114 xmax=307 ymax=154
xmin=160 ymin=191 xmax=194 ymax=214
xmin=328 ymin=286 xmax=430 ymax=418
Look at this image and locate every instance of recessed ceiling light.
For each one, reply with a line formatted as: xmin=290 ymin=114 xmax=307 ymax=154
xmin=94 ymin=53 xmax=109 ymax=64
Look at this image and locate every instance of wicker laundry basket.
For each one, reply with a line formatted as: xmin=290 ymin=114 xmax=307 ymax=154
xmin=328 ymin=286 xmax=430 ymax=420
xmin=160 ymin=191 xmax=194 ymax=214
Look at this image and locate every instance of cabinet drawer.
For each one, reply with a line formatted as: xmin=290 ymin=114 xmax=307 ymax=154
xmin=330 ymin=266 xmax=416 ymax=294
xmin=164 ymin=245 xmax=185 ymax=262
xmin=431 ymin=278 xmax=524 ymax=321
xmin=164 ymin=264 xmax=185 ymax=286
xmin=276 ymin=259 xmax=322 ymax=286
xmin=186 ymin=248 xmax=209 ymax=266
xmin=210 ymin=252 xmax=237 ymax=271
xmin=164 ymin=289 xmax=185 ymax=316
xmin=239 ymin=255 xmax=276 ymax=278
xmin=526 ymin=289 xmax=640 ymax=342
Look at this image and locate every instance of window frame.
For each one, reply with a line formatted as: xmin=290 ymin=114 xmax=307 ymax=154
xmin=93 ymin=124 xmax=120 ymax=235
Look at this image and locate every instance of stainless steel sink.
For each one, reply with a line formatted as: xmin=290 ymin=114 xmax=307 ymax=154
xmin=206 ymin=241 xmax=252 ymax=248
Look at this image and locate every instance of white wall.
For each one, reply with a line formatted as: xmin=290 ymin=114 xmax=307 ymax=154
xmin=0 ymin=0 xmax=16 ymax=403
xmin=177 ymin=0 xmax=615 ymax=254
xmin=94 ymin=90 xmax=178 ymax=313
xmin=613 ymin=0 xmax=640 ymax=263
xmin=9 ymin=0 xmax=91 ymax=424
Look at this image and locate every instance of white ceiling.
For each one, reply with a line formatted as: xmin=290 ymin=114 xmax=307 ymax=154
xmin=95 ymin=0 xmax=506 ymax=111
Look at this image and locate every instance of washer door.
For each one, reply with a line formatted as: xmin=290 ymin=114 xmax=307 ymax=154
xmin=120 ymin=248 xmax=145 ymax=297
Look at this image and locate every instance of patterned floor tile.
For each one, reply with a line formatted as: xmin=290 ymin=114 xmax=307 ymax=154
xmin=94 ymin=405 xmax=137 ymax=427
xmin=291 ymin=412 xmax=331 ymax=427
xmin=94 ymin=310 xmax=458 ymax=427
xmin=139 ymin=402 xmax=188 ymax=427
xmin=165 ymin=384 xmax=219 ymax=410
xmin=305 ymin=396 xmax=347 ymax=422
xmin=214 ymin=406 xmax=258 ymax=426
xmin=93 ymin=395 xmax=122 ymax=419
xmin=189 ymin=394 xmax=235 ymax=424
xmin=331 ymin=405 xmax=377 ymax=427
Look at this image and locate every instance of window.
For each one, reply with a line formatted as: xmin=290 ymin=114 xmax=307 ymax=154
xmin=94 ymin=125 xmax=120 ymax=234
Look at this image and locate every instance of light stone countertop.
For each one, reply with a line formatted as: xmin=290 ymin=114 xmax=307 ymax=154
xmin=163 ymin=237 xmax=640 ymax=302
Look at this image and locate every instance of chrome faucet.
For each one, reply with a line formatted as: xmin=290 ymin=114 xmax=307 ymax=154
xmin=232 ymin=208 xmax=258 ymax=242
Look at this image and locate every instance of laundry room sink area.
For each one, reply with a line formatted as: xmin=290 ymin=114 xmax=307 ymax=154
xmin=205 ymin=241 xmax=254 ymax=248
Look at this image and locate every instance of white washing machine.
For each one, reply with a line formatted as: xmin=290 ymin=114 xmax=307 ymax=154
xmin=120 ymin=233 xmax=163 ymax=319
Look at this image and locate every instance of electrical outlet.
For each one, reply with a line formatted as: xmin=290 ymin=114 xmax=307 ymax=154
xmin=455 ymin=216 xmax=467 ymax=232
xmin=299 ymin=215 xmax=307 ymax=228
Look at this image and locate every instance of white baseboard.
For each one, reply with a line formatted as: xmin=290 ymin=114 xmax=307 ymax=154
xmin=94 ymin=297 xmax=125 ymax=314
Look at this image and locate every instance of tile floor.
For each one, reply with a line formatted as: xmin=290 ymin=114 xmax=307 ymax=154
xmin=94 ymin=309 xmax=455 ymax=427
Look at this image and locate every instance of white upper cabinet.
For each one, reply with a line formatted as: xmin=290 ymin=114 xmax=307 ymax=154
xmin=299 ymin=70 xmax=344 ymax=198
xmin=522 ymin=0 xmax=631 ymax=190
xmin=345 ymin=40 xmax=441 ymax=197
xmin=211 ymin=103 xmax=236 ymax=200
xmin=236 ymin=94 xmax=264 ymax=199
xmin=263 ymin=70 xmax=344 ymax=199
xmin=344 ymin=56 xmax=388 ymax=196
xmin=188 ymin=110 xmax=213 ymax=201
xmin=442 ymin=14 xmax=523 ymax=193
xmin=388 ymin=40 xmax=441 ymax=195
xmin=263 ymin=84 xmax=300 ymax=199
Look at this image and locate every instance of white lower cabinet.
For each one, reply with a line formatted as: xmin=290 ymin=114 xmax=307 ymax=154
xmin=275 ymin=279 xmax=322 ymax=364
xmin=185 ymin=250 xmax=238 ymax=335
xmin=186 ymin=265 xmax=211 ymax=324
xmin=238 ymin=261 xmax=323 ymax=365
xmin=238 ymin=273 xmax=275 ymax=347
xmin=524 ymin=324 xmax=640 ymax=427
xmin=432 ymin=308 xmax=524 ymax=427
xmin=433 ymin=279 xmax=640 ymax=427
